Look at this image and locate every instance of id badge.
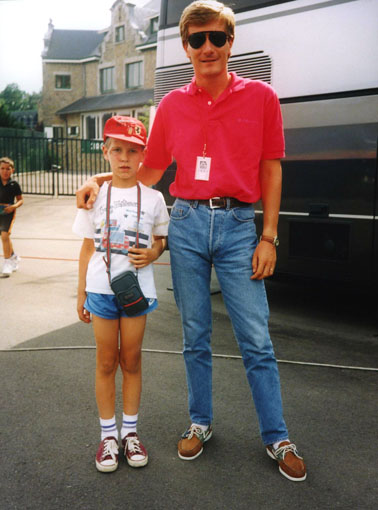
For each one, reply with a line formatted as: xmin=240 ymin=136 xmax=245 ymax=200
xmin=195 ymin=156 xmax=211 ymax=181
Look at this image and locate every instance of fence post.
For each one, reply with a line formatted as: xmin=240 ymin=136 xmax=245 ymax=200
xmin=51 ymin=164 xmax=61 ymax=197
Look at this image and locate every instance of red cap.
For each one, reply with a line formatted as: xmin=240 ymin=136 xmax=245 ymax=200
xmin=103 ymin=115 xmax=147 ymax=146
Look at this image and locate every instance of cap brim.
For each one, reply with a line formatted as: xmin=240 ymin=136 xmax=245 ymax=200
xmin=104 ymin=133 xmax=145 ymax=146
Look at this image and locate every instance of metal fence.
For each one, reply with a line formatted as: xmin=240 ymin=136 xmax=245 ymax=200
xmin=0 ymin=136 xmax=109 ymax=196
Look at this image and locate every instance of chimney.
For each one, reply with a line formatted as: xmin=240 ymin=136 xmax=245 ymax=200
xmin=42 ymin=19 xmax=54 ymax=57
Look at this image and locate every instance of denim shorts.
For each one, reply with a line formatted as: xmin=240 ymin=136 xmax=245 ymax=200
xmin=85 ymin=292 xmax=157 ymax=319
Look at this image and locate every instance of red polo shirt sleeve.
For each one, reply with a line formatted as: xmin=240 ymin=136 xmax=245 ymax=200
xmin=262 ymin=85 xmax=285 ymax=160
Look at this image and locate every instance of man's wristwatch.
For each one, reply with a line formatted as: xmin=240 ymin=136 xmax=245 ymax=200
xmin=260 ymin=235 xmax=279 ymax=247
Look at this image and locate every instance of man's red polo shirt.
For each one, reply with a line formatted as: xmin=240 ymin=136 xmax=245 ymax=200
xmin=144 ymin=72 xmax=285 ymax=203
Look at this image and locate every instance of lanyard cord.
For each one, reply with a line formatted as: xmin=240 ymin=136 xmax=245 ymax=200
xmin=194 ymin=95 xmax=209 ymax=158
xmin=103 ymin=181 xmax=141 ymax=285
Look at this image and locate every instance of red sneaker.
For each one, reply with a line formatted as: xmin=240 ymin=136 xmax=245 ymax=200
xmin=122 ymin=432 xmax=148 ymax=468
xmin=266 ymin=440 xmax=307 ymax=481
xmin=95 ymin=437 xmax=119 ymax=473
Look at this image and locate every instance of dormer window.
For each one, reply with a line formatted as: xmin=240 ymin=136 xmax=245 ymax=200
xmin=150 ymin=16 xmax=159 ymax=34
xmin=115 ymin=25 xmax=125 ymax=43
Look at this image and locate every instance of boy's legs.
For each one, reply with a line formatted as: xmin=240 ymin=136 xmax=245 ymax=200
xmin=92 ymin=314 xmax=120 ymax=472
xmin=1 ymin=231 xmax=13 ymax=259
xmin=119 ymin=315 xmax=146 ymax=416
xmin=119 ymin=315 xmax=148 ymax=467
xmin=1 ymin=216 xmax=19 ymax=274
xmin=92 ymin=315 xmax=120 ymax=419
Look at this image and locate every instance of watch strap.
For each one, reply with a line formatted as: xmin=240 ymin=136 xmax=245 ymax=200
xmin=260 ymin=235 xmax=279 ymax=246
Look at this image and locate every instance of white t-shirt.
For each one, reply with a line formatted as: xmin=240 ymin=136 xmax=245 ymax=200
xmin=72 ymin=181 xmax=169 ymax=298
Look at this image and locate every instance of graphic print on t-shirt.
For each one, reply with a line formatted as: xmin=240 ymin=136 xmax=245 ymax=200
xmin=94 ymin=201 xmax=149 ymax=256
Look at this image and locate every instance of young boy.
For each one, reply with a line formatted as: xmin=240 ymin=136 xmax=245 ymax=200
xmin=72 ymin=116 xmax=169 ymax=473
xmin=0 ymin=157 xmax=23 ymax=276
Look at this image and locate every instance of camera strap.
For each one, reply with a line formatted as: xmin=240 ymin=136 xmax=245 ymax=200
xmin=103 ymin=181 xmax=142 ymax=285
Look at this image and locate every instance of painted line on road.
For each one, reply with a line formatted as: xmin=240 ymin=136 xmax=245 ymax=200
xmin=21 ymin=255 xmax=79 ymax=262
xmin=1 ymin=345 xmax=377 ymax=372
xmin=14 ymin=255 xmax=170 ymax=265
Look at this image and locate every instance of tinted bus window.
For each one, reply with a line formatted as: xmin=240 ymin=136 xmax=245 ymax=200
xmin=162 ymin=0 xmax=294 ymax=27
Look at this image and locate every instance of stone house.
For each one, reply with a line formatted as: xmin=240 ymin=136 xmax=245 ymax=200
xmin=39 ymin=0 xmax=160 ymax=140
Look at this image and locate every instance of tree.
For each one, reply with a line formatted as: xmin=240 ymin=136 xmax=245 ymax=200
xmin=25 ymin=91 xmax=42 ymax=110
xmin=0 ymin=83 xmax=41 ymax=112
xmin=0 ymin=100 xmax=23 ymax=128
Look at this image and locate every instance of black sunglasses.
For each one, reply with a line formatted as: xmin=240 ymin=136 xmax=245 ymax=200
xmin=187 ymin=31 xmax=229 ymax=49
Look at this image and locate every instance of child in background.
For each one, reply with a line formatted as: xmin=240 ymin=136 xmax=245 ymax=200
xmin=0 ymin=157 xmax=23 ymax=276
xmin=73 ymin=116 xmax=169 ymax=472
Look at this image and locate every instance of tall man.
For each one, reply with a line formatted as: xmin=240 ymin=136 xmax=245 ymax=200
xmin=77 ymin=0 xmax=306 ymax=482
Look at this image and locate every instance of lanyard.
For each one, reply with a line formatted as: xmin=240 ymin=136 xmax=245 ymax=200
xmin=194 ymin=94 xmax=210 ymax=158
xmin=103 ymin=181 xmax=141 ymax=285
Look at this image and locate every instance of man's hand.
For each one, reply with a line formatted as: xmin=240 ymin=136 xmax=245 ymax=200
xmin=251 ymin=241 xmax=277 ymax=280
xmin=76 ymin=177 xmax=100 ymax=209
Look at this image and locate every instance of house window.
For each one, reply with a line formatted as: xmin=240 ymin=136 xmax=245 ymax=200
xmin=126 ymin=61 xmax=143 ymax=89
xmin=150 ymin=16 xmax=159 ymax=34
xmin=100 ymin=67 xmax=115 ymax=93
xmin=67 ymin=126 xmax=79 ymax=136
xmin=86 ymin=116 xmax=96 ymax=139
xmin=115 ymin=25 xmax=125 ymax=42
xmin=53 ymin=126 xmax=63 ymax=139
xmin=55 ymin=75 xmax=71 ymax=89
xmin=102 ymin=113 xmax=113 ymax=132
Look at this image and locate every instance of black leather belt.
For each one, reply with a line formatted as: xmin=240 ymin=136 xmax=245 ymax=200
xmin=185 ymin=197 xmax=252 ymax=209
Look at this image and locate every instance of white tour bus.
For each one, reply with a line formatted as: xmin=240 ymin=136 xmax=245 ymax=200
xmin=153 ymin=0 xmax=378 ymax=288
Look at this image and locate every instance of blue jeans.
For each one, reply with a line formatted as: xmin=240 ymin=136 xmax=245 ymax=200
xmin=168 ymin=199 xmax=288 ymax=445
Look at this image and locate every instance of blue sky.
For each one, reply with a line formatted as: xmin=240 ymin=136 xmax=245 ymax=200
xmin=0 ymin=0 xmax=148 ymax=93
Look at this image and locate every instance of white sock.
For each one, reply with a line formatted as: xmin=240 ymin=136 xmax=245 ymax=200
xmin=121 ymin=413 xmax=138 ymax=439
xmin=100 ymin=416 xmax=118 ymax=441
xmin=192 ymin=423 xmax=209 ymax=433
xmin=273 ymin=438 xmax=289 ymax=450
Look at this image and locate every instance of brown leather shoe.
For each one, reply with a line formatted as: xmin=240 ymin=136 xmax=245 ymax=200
xmin=178 ymin=424 xmax=213 ymax=460
xmin=266 ymin=440 xmax=307 ymax=481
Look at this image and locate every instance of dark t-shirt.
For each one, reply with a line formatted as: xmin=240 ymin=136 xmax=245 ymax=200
xmin=0 ymin=179 xmax=22 ymax=204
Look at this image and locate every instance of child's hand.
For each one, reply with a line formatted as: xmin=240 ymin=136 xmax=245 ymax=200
xmin=4 ymin=204 xmax=15 ymax=214
xmin=128 ymin=237 xmax=166 ymax=269
xmin=128 ymin=247 xmax=156 ymax=269
xmin=77 ymin=292 xmax=91 ymax=323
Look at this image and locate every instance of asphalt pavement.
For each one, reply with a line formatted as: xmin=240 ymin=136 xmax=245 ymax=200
xmin=1 ymin=195 xmax=377 ymax=510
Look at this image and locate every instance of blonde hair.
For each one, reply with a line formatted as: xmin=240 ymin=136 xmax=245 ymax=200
xmin=179 ymin=1 xmax=235 ymax=45
xmin=0 ymin=157 xmax=15 ymax=169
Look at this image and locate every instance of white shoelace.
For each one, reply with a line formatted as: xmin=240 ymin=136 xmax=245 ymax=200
xmin=127 ymin=436 xmax=143 ymax=455
xmin=274 ymin=443 xmax=302 ymax=460
xmin=185 ymin=425 xmax=203 ymax=439
xmin=101 ymin=438 xmax=118 ymax=461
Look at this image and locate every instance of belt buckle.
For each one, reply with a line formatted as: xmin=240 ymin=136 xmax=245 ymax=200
xmin=209 ymin=197 xmax=222 ymax=209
